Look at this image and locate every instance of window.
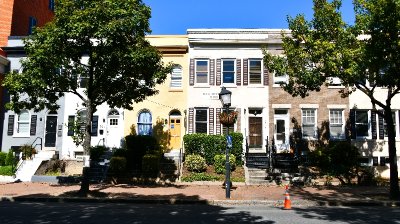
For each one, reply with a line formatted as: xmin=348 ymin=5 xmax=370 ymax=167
xmin=49 ymin=0 xmax=55 ymax=11
xmin=249 ymin=59 xmax=262 ymax=84
xmin=383 ymin=111 xmax=396 ymax=137
xmin=28 ymin=17 xmax=37 ymax=35
xmin=327 ymin=77 xmax=342 ymax=87
xmin=195 ymin=60 xmax=208 ymax=84
xmin=273 ymin=72 xmax=288 ymax=85
xmin=195 ymin=108 xmax=207 ymax=133
xmin=222 ymin=60 xmax=235 ymax=84
xmin=138 ymin=110 xmax=152 ymax=135
xmin=302 ymin=109 xmax=316 ymax=138
xmin=17 ymin=110 xmax=30 ymax=135
xmin=329 ymin=109 xmax=345 ymax=139
xmin=170 ymin=65 xmax=182 ymax=88
xmin=355 ymin=110 xmax=369 ymax=137
xmin=79 ymin=74 xmax=88 ymax=88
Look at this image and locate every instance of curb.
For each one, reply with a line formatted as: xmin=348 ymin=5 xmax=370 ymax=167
xmin=1 ymin=196 xmax=399 ymax=207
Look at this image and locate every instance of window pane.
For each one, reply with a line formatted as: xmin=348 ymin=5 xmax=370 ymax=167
xmin=195 ymin=109 xmax=207 ymax=133
xmin=249 ymin=60 xmax=262 ymax=84
xmin=138 ymin=111 xmax=152 ymax=135
xmin=355 ymin=111 xmax=368 ymax=137
xmin=302 ymin=109 xmax=316 ymax=138
xmin=356 ymin=111 xmax=368 ymax=123
xmin=18 ymin=111 xmax=29 ymax=121
xmin=302 ymin=125 xmax=314 ymax=137
xmin=170 ymin=66 xmax=182 ymax=88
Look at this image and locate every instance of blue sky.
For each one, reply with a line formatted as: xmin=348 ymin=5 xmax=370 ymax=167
xmin=143 ymin=0 xmax=355 ymax=35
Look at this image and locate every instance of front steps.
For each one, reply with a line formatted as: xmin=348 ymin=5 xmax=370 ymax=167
xmin=14 ymin=150 xmax=55 ymax=182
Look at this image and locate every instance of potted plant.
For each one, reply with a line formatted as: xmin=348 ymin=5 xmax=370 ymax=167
xmin=219 ymin=111 xmax=238 ymax=126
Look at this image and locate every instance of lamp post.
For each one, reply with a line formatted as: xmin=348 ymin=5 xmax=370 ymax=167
xmin=219 ymin=86 xmax=232 ymax=199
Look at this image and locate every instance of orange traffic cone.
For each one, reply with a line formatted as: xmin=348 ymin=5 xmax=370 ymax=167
xmin=283 ymin=185 xmax=291 ymax=210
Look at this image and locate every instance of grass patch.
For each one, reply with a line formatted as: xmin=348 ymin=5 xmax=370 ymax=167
xmin=0 ymin=166 xmax=14 ymax=176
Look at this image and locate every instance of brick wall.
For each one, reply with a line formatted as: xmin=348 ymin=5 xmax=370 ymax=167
xmin=0 ymin=0 xmax=14 ymax=56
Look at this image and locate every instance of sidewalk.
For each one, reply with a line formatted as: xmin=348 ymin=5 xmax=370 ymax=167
xmin=0 ymin=182 xmax=399 ymax=207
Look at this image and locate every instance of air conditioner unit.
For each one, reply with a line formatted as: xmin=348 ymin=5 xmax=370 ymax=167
xmin=328 ymin=77 xmax=342 ymax=86
xmin=75 ymin=155 xmax=84 ymax=161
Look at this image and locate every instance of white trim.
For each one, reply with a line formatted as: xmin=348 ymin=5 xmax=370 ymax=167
xmin=272 ymin=104 xmax=292 ymax=109
xmin=327 ymin=104 xmax=347 ymax=109
xmin=300 ymin=104 xmax=319 ymax=109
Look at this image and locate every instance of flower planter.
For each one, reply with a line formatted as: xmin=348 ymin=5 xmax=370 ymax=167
xmin=219 ymin=111 xmax=238 ymax=127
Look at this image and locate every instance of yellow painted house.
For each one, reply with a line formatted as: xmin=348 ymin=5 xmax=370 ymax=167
xmin=124 ymin=35 xmax=188 ymax=154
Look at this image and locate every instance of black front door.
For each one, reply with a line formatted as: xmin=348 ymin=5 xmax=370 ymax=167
xmin=45 ymin=116 xmax=57 ymax=147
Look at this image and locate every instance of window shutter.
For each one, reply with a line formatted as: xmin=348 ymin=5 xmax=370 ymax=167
xmin=263 ymin=63 xmax=269 ymax=86
xmin=350 ymin=109 xmax=355 ymax=139
xmin=216 ymin=108 xmax=221 ymax=135
xmin=189 ymin=59 xmax=194 ymax=86
xmin=378 ymin=111 xmax=384 ymax=139
xmin=236 ymin=59 xmax=242 ymax=86
xmin=67 ymin=116 xmax=75 ymax=136
xmin=7 ymin=115 xmax=14 ymax=136
xmin=188 ymin=108 xmax=194 ymax=134
xmin=243 ymin=59 xmax=248 ymax=85
xmin=371 ymin=110 xmax=377 ymax=139
xmin=209 ymin=108 xmax=214 ymax=134
xmin=209 ymin=59 xmax=215 ymax=85
xmin=30 ymin=115 xmax=37 ymax=136
xmin=216 ymin=59 xmax=221 ymax=86
xmin=235 ymin=108 xmax=241 ymax=132
xmin=91 ymin=115 xmax=99 ymax=136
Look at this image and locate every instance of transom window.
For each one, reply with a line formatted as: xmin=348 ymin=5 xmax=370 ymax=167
xmin=355 ymin=110 xmax=369 ymax=137
xmin=195 ymin=108 xmax=208 ymax=133
xmin=302 ymin=109 xmax=316 ymax=138
xmin=195 ymin=60 xmax=208 ymax=84
xmin=109 ymin=118 xmax=118 ymax=126
xmin=329 ymin=109 xmax=345 ymax=139
xmin=222 ymin=59 xmax=235 ymax=84
xmin=17 ymin=110 xmax=30 ymax=135
xmin=138 ymin=110 xmax=152 ymax=135
xmin=249 ymin=59 xmax=262 ymax=84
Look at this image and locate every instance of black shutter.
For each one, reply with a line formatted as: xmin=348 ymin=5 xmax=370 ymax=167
xmin=7 ymin=115 xmax=14 ymax=136
xmin=378 ymin=111 xmax=384 ymax=139
xmin=216 ymin=59 xmax=221 ymax=86
xmin=209 ymin=59 xmax=215 ymax=86
xmin=216 ymin=108 xmax=221 ymax=135
xmin=91 ymin=115 xmax=98 ymax=136
xmin=350 ymin=109 xmax=355 ymax=139
xmin=188 ymin=108 xmax=194 ymax=134
xmin=236 ymin=59 xmax=241 ymax=86
xmin=30 ymin=115 xmax=37 ymax=136
xmin=209 ymin=108 xmax=214 ymax=135
xmin=371 ymin=110 xmax=377 ymax=139
xmin=67 ymin=116 xmax=75 ymax=136
xmin=243 ymin=59 xmax=248 ymax=85
xmin=189 ymin=59 xmax=194 ymax=86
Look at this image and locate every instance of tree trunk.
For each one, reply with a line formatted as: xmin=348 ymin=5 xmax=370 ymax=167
xmin=78 ymin=103 xmax=94 ymax=197
xmin=385 ymin=109 xmax=400 ymax=200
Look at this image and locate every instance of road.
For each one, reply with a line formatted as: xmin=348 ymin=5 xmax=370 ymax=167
xmin=0 ymin=202 xmax=399 ymax=224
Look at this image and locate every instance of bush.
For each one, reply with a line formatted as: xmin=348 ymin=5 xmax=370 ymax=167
xmin=109 ymin=156 xmax=127 ymax=173
xmin=0 ymin=152 xmax=6 ymax=166
xmin=185 ymin=154 xmax=207 ymax=173
xmin=5 ymin=151 xmax=15 ymax=166
xmin=112 ymin=148 xmax=127 ymax=158
xmin=125 ymin=135 xmax=160 ymax=170
xmin=183 ymin=133 xmax=243 ymax=165
xmin=0 ymin=166 xmax=13 ymax=176
xmin=213 ymin=154 xmax=236 ymax=174
xmin=141 ymin=154 xmax=160 ymax=177
xmin=181 ymin=173 xmax=220 ymax=182
xmin=89 ymin=145 xmax=108 ymax=161
xmin=20 ymin=144 xmax=36 ymax=160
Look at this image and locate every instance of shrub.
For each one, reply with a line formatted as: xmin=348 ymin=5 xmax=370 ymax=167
xmin=89 ymin=145 xmax=108 ymax=162
xmin=0 ymin=166 xmax=13 ymax=176
xmin=181 ymin=173 xmax=220 ymax=182
xmin=125 ymin=135 xmax=160 ymax=170
xmin=0 ymin=152 xmax=6 ymax=166
xmin=213 ymin=154 xmax=236 ymax=174
xmin=185 ymin=154 xmax=207 ymax=173
xmin=5 ymin=151 xmax=15 ymax=166
xmin=141 ymin=154 xmax=160 ymax=177
xmin=20 ymin=144 xmax=36 ymax=160
xmin=229 ymin=132 xmax=244 ymax=165
xmin=112 ymin=148 xmax=127 ymax=158
xmin=109 ymin=156 xmax=127 ymax=173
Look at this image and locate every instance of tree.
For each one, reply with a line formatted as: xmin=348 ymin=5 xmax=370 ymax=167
xmin=3 ymin=0 xmax=171 ymax=195
xmin=264 ymin=0 xmax=400 ymax=199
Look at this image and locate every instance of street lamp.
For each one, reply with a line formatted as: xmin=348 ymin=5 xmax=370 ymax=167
xmin=219 ymin=86 xmax=232 ymax=199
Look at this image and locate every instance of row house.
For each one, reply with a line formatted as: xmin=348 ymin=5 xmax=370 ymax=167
xmin=124 ymin=35 xmax=188 ymax=157
xmin=187 ymin=29 xmax=273 ymax=153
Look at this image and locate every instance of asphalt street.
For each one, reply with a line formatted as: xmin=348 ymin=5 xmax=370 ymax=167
xmin=0 ymin=202 xmax=399 ymax=224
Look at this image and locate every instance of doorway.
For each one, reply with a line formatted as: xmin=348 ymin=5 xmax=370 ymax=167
xmin=106 ymin=109 xmax=122 ymax=148
xmin=45 ymin=112 xmax=57 ymax=147
xmin=248 ymin=109 xmax=263 ymax=150
xmin=274 ymin=109 xmax=290 ymax=153
xmin=169 ymin=110 xmax=182 ymax=150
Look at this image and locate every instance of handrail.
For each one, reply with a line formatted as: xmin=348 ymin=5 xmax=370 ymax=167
xmin=31 ymin=137 xmax=43 ymax=152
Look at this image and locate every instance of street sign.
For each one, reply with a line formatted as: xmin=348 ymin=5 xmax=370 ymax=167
xmin=226 ymin=135 xmax=232 ymax=148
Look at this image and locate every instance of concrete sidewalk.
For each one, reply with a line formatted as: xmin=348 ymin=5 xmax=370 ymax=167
xmin=0 ymin=182 xmax=399 ymax=207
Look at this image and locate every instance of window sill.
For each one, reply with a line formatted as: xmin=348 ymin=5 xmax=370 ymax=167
xmin=169 ymin=89 xmax=183 ymax=92
xmin=12 ymin=134 xmax=30 ymax=138
xmin=328 ymin=86 xmax=345 ymax=89
xmin=193 ymin=84 xmax=210 ymax=88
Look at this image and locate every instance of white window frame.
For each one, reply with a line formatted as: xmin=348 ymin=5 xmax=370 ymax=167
xmin=329 ymin=109 xmax=345 ymax=140
xmin=15 ymin=110 xmax=30 ymax=137
xmin=170 ymin=65 xmax=183 ymax=90
xmin=195 ymin=59 xmax=209 ymax=85
xmin=195 ymin=108 xmax=208 ymax=134
xmin=222 ymin=59 xmax=236 ymax=85
xmin=248 ymin=59 xmax=263 ymax=85
xmin=355 ymin=110 xmax=371 ymax=139
xmin=302 ymin=108 xmax=317 ymax=139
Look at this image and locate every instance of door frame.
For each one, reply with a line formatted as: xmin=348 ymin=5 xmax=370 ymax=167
xmin=44 ymin=112 xmax=58 ymax=149
xmin=247 ymin=108 xmax=264 ymax=152
xmin=169 ymin=115 xmax=182 ymax=150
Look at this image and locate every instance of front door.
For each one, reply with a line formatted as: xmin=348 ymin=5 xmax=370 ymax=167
xmin=169 ymin=117 xmax=182 ymax=149
xmin=45 ymin=116 xmax=57 ymax=147
xmin=106 ymin=110 xmax=122 ymax=148
xmin=249 ymin=117 xmax=263 ymax=149
xmin=274 ymin=110 xmax=289 ymax=153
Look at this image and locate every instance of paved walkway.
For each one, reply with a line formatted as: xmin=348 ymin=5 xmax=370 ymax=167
xmin=0 ymin=182 xmax=399 ymax=206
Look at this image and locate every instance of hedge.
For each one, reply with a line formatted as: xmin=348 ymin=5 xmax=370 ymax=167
xmin=124 ymin=135 xmax=161 ymax=170
xmin=183 ymin=132 xmax=243 ymax=165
